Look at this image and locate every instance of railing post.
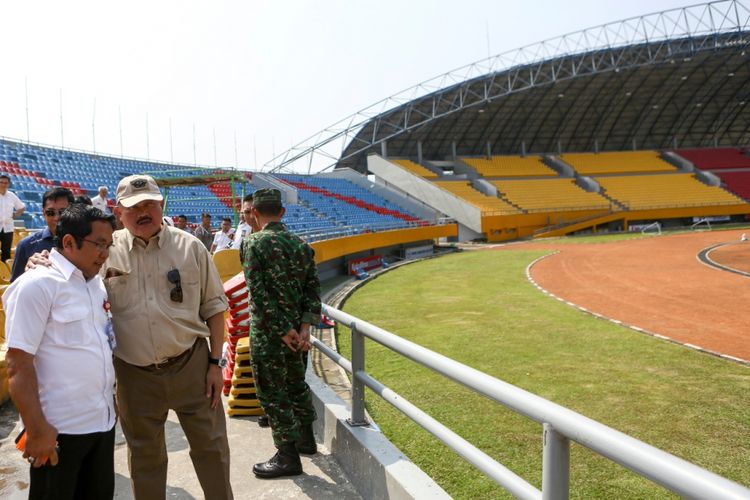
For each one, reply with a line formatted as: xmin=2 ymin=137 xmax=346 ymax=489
xmin=347 ymin=322 xmax=369 ymax=426
xmin=542 ymin=423 xmax=570 ymax=500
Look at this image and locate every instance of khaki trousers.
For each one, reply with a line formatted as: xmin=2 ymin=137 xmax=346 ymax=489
xmin=114 ymin=339 xmax=233 ymax=500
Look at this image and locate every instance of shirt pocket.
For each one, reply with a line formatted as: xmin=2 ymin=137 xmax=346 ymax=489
xmin=104 ymin=273 xmax=136 ymax=313
xmin=49 ymin=303 xmax=91 ymax=346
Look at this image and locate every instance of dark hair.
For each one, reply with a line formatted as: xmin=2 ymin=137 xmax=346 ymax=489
xmin=178 ymin=214 xmax=188 ymax=220
xmin=221 ymin=217 xmax=232 ymax=223
xmin=43 ymin=187 xmax=75 ymax=208
xmin=74 ymin=195 xmax=93 ymax=206
xmin=242 ymin=193 xmax=253 ymax=203
xmin=201 ymin=212 xmax=212 ymax=218
xmin=0 ymin=174 xmax=10 ymax=183
xmin=54 ymin=204 xmax=116 ymax=250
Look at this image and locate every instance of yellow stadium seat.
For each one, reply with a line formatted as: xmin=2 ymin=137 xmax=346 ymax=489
xmin=561 ymin=151 xmax=677 ymax=175
xmin=392 ymin=159 xmax=439 ymax=178
xmin=0 ymin=261 xmax=10 ymax=283
xmin=212 ymin=249 xmax=241 ymax=284
xmin=463 ymin=155 xmax=556 ymax=177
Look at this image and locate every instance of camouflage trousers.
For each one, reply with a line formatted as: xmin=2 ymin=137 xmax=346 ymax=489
xmin=251 ymin=334 xmax=316 ymax=447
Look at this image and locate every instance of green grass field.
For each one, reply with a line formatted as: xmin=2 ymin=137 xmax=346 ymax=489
xmin=337 ymin=250 xmax=750 ymax=499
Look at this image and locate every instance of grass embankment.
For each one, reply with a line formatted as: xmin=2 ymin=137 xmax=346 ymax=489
xmin=337 ymin=250 xmax=750 ymax=499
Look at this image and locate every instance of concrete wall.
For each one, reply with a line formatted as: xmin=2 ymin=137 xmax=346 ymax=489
xmin=367 ymin=155 xmax=483 ymax=233
xmin=308 ymin=374 xmax=450 ymax=500
xmin=253 ymin=172 xmax=298 ymax=204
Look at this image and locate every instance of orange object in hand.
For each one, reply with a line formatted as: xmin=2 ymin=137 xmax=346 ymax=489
xmin=15 ymin=429 xmax=51 ymax=465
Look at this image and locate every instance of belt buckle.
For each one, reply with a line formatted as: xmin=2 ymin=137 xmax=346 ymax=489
xmin=153 ymin=358 xmax=171 ymax=370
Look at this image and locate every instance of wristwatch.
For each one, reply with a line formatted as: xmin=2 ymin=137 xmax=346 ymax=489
xmin=209 ymin=356 xmax=228 ymax=368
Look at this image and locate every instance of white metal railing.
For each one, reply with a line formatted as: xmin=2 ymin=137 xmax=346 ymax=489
xmin=313 ymin=304 xmax=750 ymax=500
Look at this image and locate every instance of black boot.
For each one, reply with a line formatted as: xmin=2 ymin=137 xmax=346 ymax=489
xmin=253 ymin=444 xmax=302 ymax=478
xmin=295 ymin=424 xmax=317 ymax=455
xmin=258 ymin=415 xmax=270 ymax=428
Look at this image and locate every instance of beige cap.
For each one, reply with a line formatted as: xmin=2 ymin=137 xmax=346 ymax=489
xmin=116 ymin=174 xmax=164 ymax=208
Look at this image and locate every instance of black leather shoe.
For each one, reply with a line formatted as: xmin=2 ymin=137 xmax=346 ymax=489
xmin=258 ymin=415 xmax=270 ymax=428
xmin=295 ymin=425 xmax=317 ymax=455
xmin=253 ymin=444 xmax=302 ymax=478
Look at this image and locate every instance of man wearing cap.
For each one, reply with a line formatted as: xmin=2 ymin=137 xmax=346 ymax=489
xmin=106 ymin=175 xmax=232 ymax=499
xmin=241 ymin=188 xmax=321 ymax=478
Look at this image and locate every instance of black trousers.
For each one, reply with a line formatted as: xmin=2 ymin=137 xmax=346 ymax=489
xmin=29 ymin=426 xmax=115 ymax=500
xmin=0 ymin=229 xmax=13 ymax=262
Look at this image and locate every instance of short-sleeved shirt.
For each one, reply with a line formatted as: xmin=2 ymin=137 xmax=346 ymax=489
xmin=3 ymin=249 xmax=116 ymax=434
xmin=242 ymin=221 xmax=321 ymax=342
xmin=230 ymin=222 xmax=252 ymax=250
xmin=102 ymin=225 xmax=228 ymax=366
xmin=212 ymin=230 xmax=234 ymax=252
xmin=0 ymin=191 xmax=24 ymax=232
xmin=91 ymin=195 xmax=110 ymax=214
xmin=193 ymin=225 xmax=214 ymax=251
xmin=11 ymin=227 xmax=55 ymax=282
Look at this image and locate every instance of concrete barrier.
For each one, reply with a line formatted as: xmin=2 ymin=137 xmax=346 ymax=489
xmin=309 ymin=373 xmax=449 ymax=500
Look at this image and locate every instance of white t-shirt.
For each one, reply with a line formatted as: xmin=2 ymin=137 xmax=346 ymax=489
xmin=3 ymin=249 xmax=116 ymax=434
xmin=91 ymin=195 xmax=110 ymax=213
xmin=212 ymin=230 xmax=234 ymax=252
xmin=230 ymin=222 xmax=252 ymax=250
xmin=0 ymin=191 xmax=24 ymax=232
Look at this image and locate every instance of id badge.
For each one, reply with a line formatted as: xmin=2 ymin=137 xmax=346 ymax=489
xmin=105 ymin=319 xmax=116 ymax=350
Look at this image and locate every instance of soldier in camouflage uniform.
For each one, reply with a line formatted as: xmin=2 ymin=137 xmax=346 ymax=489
xmin=241 ymin=188 xmax=321 ymax=479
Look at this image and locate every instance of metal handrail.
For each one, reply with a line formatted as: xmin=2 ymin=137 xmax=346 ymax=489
xmin=314 ymin=304 xmax=750 ymax=500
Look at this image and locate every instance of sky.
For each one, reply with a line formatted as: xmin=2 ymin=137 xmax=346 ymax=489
xmin=0 ymin=0 xmax=700 ymax=172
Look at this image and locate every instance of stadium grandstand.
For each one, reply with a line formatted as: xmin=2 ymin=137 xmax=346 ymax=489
xmin=263 ymin=0 xmax=750 ymax=242
xmin=2 ymin=2 xmax=750 ymax=498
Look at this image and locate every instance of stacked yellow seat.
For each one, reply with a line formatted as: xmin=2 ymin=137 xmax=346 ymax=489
xmin=561 ymin=151 xmax=677 ymax=175
xmin=463 ymin=155 xmax=556 ymax=177
xmin=597 ymin=173 xmax=746 ymax=209
xmin=434 ymin=181 xmax=519 ymax=214
xmin=392 ymin=159 xmax=439 ymax=178
xmin=227 ymin=336 xmax=263 ymax=416
xmin=493 ymin=178 xmax=610 ymax=211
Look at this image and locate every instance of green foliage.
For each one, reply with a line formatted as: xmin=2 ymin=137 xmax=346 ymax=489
xmin=338 ymin=251 xmax=750 ymax=499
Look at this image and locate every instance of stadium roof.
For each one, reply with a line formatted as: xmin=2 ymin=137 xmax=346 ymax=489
xmin=266 ymin=0 xmax=750 ymax=174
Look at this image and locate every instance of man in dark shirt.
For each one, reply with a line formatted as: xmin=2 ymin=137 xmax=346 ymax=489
xmin=11 ymin=187 xmax=74 ymax=282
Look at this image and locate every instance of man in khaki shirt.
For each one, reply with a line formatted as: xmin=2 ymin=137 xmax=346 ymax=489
xmin=105 ymin=175 xmax=233 ymax=500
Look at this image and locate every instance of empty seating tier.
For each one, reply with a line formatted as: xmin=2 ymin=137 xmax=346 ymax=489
xmin=715 ymin=171 xmax=750 ymax=200
xmin=561 ymin=151 xmax=677 ymax=175
xmin=392 ymin=159 xmax=439 ymax=178
xmin=596 ymin=173 xmax=746 ymax=210
xmin=675 ymin=148 xmax=750 ymax=170
xmin=492 ymin=178 xmax=610 ymax=212
xmin=463 ymin=155 xmax=556 ymax=177
xmin=433 ymin=181 xmax=519 ymax=214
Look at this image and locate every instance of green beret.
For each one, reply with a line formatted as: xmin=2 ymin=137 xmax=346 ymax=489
xmin=252 ymin=188 xmax=282 ymax=207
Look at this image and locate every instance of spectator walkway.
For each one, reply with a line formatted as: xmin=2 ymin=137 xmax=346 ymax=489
xmin=0 ymin=399 xmax=360 ymax=499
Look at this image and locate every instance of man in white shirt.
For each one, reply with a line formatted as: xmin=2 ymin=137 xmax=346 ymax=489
xmin=0 ymin=174 xmax=25 ymax=261
xmin=230 ymin=209 xmax=253 ymax=250
xmin=91 ymin=186 xmax=110 ymax=213
xmin=4 ymin=204 xmax=117 ymax=499
xmin=211 ymin=217 xmax=234 ymax=253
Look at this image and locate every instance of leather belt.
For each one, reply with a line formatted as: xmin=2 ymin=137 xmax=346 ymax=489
xmin=146 ymin=345 xmax=194 ymax=370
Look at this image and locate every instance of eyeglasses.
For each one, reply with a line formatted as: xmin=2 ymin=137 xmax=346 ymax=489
xmin=167 ymin=269 xmax=183 ymax=303
xmin=80 ymin=238 xmax=113 ymax=253
xmin=44 ymin=208 xmax=67 ymax=217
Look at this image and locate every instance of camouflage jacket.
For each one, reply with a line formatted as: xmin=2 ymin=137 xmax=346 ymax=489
xmin=241 ymin=221 xmax=321 ymax=338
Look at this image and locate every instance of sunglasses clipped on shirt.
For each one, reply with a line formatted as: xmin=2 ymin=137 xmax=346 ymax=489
xmin=167 ymin=269 xmax=183 ymax=303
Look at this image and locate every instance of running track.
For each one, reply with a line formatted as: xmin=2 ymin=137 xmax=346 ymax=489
xmin=499 ymin=230 xmax=750 ymax=363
